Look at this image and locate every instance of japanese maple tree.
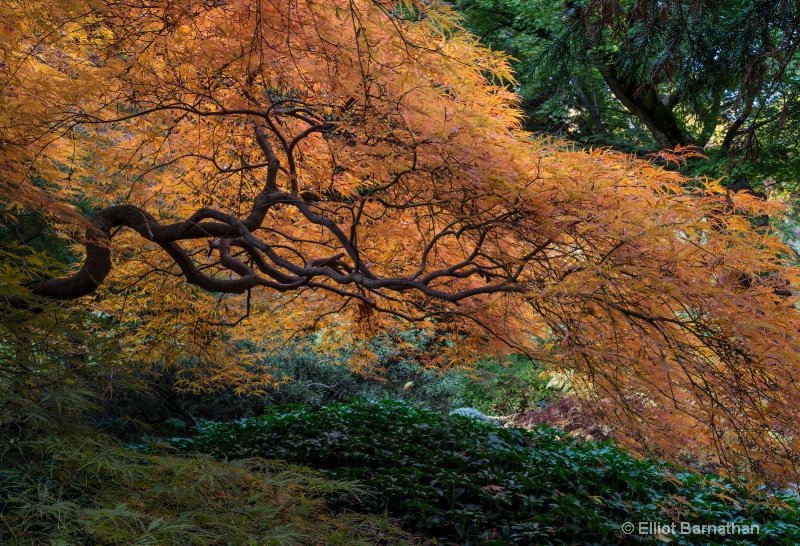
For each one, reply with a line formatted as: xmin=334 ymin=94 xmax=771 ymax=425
xmin=3 ymin=0 xmax=800 ymax=484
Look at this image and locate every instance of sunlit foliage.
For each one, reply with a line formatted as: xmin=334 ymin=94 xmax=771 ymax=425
xmin=3 ymin=0 xmax=800 ymax=484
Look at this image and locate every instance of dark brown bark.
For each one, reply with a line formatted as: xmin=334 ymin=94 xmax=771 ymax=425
xmin=721 ymin=104 xmax=753 ymax=151
xmin=573 ymin=77 xmax=606 ymax=135
xmin=29 ymin=107 xmax=539 ymax=316
xmin=32 ymin=195 xmax=528 ymax=307
xmin=31 ymin=203 xmax=277 ymax=299
xmin=599 ymin=66 xmax=695 ymax=149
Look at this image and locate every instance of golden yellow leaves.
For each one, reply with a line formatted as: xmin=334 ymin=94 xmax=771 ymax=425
xmin=6 ymin=0 xmax=800 ymax=485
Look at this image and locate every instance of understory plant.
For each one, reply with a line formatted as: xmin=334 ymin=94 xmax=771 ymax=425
xmin=0 ymin=431 xmax=418 ymax=545
xmin=169 ymin=399 xmax=800 ymax=546
xmin=459 ymin=353 xmax=568 ymax=416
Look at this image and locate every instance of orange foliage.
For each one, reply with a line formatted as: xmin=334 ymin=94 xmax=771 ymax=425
xmin=3 ymin=0 xmax=800 ymax=484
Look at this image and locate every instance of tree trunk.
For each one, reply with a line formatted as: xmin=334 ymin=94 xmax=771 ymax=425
xmin=599 ymin=66 xmax=695 ymax=150
xmin=573 ymin=77 xmax=606 ymax=135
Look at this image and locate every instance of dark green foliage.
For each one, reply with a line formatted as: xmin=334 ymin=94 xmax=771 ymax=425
xmin=0 ymin=433 xmax=419 ymax=545
xmin=169 ymin=400 xmax=800 ymax=545
xmin=0 ymin=206 xmax=82 ymax=268
xmin=455 ymin=0 xmax=800 ymax=186
xmin=0 ymin=245 xmax=136 ymax=450
xmin=257 ymin=330 xmax=471 ymax=412
xmin=459 ymin=354 xmax=565 ymax=416
xmin=0 ymin=242 xmax=417 ymax=544
xmin=254 ymin=340 xmax=563 ymax=418
xmin=93 ymin=330 xmax=474 ymax=439
xmin=94 ymin=331 xmax=568 ymax=442
xmin=455 ymin=0 xmax=658 ymax=151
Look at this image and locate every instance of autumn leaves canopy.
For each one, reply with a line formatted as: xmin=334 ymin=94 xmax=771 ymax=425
xmin=3 ymin=0 xmax=800 ymax=484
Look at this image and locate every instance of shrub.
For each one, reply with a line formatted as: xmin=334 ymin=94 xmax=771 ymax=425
xmin=459 ymin=354 xmax=566 ymax=416
xmin=256 ymin=330 xmax=472 ymax=412
xmin=168 ymin=399 xmax=800 ymax=545
xmin=0 ymin=432 xmax=419 ymax=545
xmin=93 ymin=330 xmax=474 ymax=438
xmin=93 ymin=333 xmax=567 ymax=441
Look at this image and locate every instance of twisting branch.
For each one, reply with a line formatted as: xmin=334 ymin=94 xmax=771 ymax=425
xmin=32 ymin=119 xmax=536 ymax=305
